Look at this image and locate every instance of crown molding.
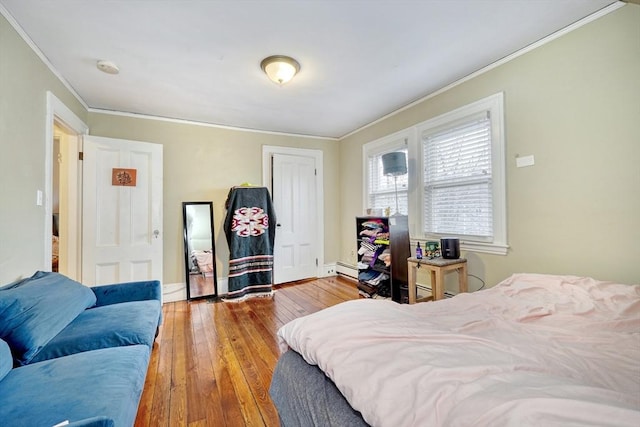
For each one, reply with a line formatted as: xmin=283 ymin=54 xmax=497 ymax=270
xmin=0 ymin=4 xmax=88 ymax=110
xmin=87 ymin=108 xmax=338 ymax=141
xmin=339 ymin=1 xmax=625 ymax=140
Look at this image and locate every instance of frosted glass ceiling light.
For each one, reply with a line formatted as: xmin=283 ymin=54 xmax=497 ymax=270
xmin=260 ymin=55 xmax=300 ymax=85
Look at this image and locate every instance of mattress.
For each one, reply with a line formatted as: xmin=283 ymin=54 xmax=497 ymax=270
xmin=270 ymin=349 xmax=368 ymax=427
xmin=273 ymin=273 xmax=640 ymax=427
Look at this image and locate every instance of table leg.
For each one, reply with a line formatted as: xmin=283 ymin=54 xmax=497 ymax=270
xmin=433 ymin=269 xmax=444 ymax=300
xmin=408 ymin=262 xmax=417 ymax=304
xmin=458 ymin=264 xmax=468 ymax=294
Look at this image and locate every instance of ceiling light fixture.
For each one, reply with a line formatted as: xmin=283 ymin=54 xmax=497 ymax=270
xmin=96 ymin=60 xmax=120 ymax=75
xmin=260 ymin=55 xmax=300 ymax=85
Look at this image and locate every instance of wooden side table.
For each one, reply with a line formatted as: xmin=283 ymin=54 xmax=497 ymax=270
xmin=407 ymin=257 xmax=468 ymax=303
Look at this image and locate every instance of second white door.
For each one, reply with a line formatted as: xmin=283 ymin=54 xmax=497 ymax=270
xmin=271 ymin=153 xmax=318 ymax=284
xmin=82 ymin=135 xmax=163 ymax=286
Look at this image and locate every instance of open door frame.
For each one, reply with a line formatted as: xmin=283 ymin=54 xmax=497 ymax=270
xmin=45 ymin=92 xmax=88 ymax=279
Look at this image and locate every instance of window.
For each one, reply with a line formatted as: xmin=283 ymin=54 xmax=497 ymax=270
xmin=418 ymin=93 xmax=506 ymax=253
xmin=364 ymin=133 xmax=409 ymax=216
xmin=362 ymin=93 xmax=506 ymax=255
xmin=423 ymin=112 xmax=492 ymax=238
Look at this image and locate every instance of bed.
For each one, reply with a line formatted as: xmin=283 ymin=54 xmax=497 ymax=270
xmin=270 ymin=273 xmax=640 ymax=426
xmin=191 ymin=249 xmax=214 ymax=276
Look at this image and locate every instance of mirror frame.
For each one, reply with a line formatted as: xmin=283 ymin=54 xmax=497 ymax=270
xmin=182 ymin=201 xmax=218 ymax=300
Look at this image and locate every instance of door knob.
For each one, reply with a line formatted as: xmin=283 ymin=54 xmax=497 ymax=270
xmin=153 ymin=229 xmax=160 ymax=238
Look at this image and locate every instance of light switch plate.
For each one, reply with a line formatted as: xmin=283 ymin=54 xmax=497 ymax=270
xmin=516 ymin=155 xmax=535 ymax=168
xmin=36 ymin=190 xmax=43 ymax=206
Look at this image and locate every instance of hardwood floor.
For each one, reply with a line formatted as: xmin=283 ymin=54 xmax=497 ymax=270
xmin=135 ymin=276 xmax=359 ymax=427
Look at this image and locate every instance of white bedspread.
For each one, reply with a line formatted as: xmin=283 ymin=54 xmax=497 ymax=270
xmin=277 ymin=273 xmax=640 ymax=426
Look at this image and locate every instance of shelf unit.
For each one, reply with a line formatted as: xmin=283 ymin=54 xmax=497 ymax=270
xmin=356 ymin=215 xmax=411 ymax=303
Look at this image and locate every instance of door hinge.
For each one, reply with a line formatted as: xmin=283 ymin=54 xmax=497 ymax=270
xmin=78 ymin=152 xmax=84 ymax=161
xmin=315 ymin=168 xmax=317 ymax=176
xmin=316 ymin=258 xmax=318 ymax=267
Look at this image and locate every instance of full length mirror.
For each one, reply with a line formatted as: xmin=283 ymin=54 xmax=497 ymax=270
xmin=183 ymin=202 xmax=218 ymax=300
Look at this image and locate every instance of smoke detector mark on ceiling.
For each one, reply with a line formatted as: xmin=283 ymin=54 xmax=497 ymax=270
xmin=96 ymin=60 xmax=119 ymax=75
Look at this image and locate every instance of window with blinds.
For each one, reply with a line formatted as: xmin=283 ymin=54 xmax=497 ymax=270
xmin=362 ymin=93 xmax=506 ymax=254
xmin=422 ymin=112 xmax=493 ymax=239
xmin=368 ymin=148 xmax=409 ymax=215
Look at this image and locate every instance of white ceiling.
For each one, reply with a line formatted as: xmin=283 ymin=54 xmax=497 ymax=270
xmin=0 ymin=0 xmax=620 ymax=139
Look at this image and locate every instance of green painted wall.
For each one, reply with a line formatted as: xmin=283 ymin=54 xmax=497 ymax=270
xmin=339 ymin=4 xmax=640 ymax=286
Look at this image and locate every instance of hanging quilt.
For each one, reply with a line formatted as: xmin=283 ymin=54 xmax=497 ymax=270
xmin=223 ymin=186 xmax=277 ymax=301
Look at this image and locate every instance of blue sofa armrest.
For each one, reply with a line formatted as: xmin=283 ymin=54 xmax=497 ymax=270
xmin=91 ymin=280 xmax=161 ymax=307
xmin=65 ymin=416 xmax=114 ymax=427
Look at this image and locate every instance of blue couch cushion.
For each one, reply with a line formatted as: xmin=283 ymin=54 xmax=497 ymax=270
xmin=0 ymin=272 xmax=97 ymax=365
xmin=0 ymin=339 xmax=11 ymax=381
xmin=0 ymin=345 xmax=150 ymax=427
xmin=30 ymin=300 xmax=161 ymax=363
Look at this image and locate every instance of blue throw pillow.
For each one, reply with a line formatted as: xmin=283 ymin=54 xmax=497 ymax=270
xmin=0 ymin=338 xmax=12 ymax=381
xmin=0 ymin=271 xmax=96 ymax=365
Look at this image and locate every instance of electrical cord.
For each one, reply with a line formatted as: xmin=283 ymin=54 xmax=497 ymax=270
xmin=468 ymin=273 xmax=485 ymax=291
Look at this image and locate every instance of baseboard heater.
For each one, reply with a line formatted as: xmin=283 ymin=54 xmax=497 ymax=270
xmin=336 ymin=261 xmax=357 ymax=280
xmin=415 ymin=283 xmax=457 ymax=299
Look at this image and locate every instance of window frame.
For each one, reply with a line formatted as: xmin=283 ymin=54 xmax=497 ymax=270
xmin=416 ymin=92 xmax=507 ymax=255
xmin=362 ymin=129 xmax=413 ymax=217
xmin=362 ymin=93 xmax=507 ymax=255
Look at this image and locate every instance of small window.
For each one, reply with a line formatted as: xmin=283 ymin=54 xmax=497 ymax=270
xmin=364 ymin=135 xmax=409 ymax=216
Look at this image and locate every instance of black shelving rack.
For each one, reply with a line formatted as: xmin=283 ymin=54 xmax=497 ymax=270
xmin=356 ymin=215 xmax=411 ymax=303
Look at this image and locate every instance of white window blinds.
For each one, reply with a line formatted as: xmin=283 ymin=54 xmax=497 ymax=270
xmin=368 ymin=147 xmax=408 ymax=215
xmin=422 ymin=112 xmax=493 ymax=238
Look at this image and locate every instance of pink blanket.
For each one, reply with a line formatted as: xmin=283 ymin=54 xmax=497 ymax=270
xmin=277 ymin=273 xmax=640 ymax=426
xmin=192 ymin=249 xmax=213 ymax=273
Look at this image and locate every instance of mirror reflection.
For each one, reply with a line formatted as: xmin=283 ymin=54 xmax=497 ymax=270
xmin=183 ymin=202 xmax=218 ymax=300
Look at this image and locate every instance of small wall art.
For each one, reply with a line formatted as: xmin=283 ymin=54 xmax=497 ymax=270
xmin=111 ymin=168 xmax=137 ymax=186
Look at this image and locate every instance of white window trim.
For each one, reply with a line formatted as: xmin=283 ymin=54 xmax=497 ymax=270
xmin=362 ymin=128 xmax=414 ymax=216
xmin=362 ymin=93 xmax=508 ymax=256
xmin=416 ymin=92 xmax=507 ymax=255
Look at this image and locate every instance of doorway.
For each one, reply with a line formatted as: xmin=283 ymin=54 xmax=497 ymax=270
xmin=262 ymin=146 xmax=324 ymax=284
xmin=52 ymin=122 xmax=81 ymax=277
xmin=45 ymin=92 xmax=88 ymax=281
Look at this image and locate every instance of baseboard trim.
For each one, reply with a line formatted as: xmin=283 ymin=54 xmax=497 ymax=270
xmin=320 ymin=263 xmax=338 ymax=277
xmin=162 ymin=277 xmax=230 ymax=303
xmin=163 ymin=282 xmax=186 ymax=303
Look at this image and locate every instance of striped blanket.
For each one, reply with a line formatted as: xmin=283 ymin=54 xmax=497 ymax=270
xmin=223 ymin=186 xmax=276 ymax=301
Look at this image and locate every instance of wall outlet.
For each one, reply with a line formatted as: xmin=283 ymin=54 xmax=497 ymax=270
xmin=322 ymin=264 xmax=337 ymax=277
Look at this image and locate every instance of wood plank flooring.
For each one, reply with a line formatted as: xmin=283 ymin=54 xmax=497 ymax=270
xmin=135 ymin=276 xmax=359 ymax=427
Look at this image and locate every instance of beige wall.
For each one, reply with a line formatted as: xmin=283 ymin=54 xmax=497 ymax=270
xmin=2 ymin=5 xmax=638 ymax=288
xmin=0 ymin=10 xmax=339 ymax=287
xmin=340 ymin=4 xmax=640 ymax=286
xmin=87 ymin=114 xmax=339 ymax=285
xmin=0 ymin=14 xmax=87 ymax=284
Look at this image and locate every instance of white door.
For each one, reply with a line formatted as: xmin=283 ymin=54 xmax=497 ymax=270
xmin=82 ymin=135 xmax=163 ymax=286
xmin=271 ymin=153 xmax=318 ymax=284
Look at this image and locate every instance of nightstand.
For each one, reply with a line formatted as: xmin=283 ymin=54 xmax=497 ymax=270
xmin=407 ymin=257 xmax=468 ymax=303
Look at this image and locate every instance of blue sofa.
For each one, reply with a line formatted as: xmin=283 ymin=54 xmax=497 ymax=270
xmin=0 ymin=271 xmax=162 ymax=427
